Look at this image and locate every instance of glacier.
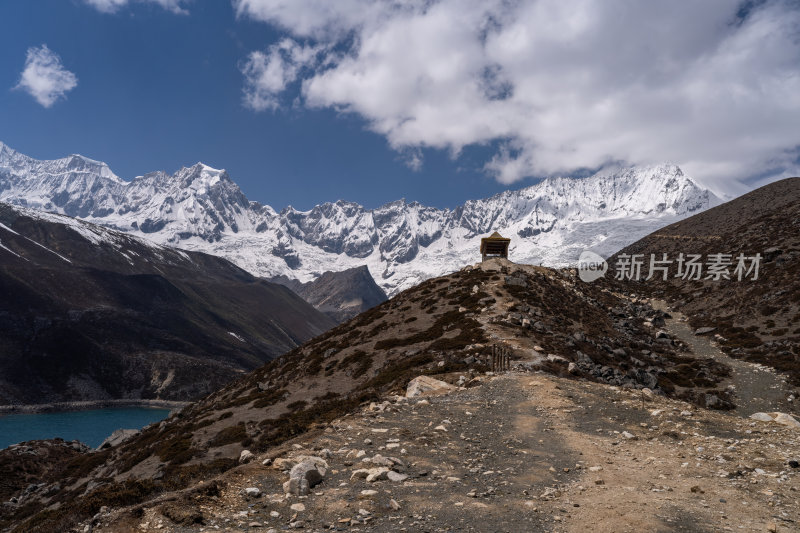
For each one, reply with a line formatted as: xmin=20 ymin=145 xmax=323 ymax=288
xmin=0 ymin=141 xmax=721 ymax=296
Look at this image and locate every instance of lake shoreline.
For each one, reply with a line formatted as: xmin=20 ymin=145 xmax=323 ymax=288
xmin=0 ymin=399 xmax=189 ymax=414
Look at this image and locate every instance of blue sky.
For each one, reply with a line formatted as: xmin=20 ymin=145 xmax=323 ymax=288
xmin=2 ymin=0 xmax=799 ymax=209
xmin=0 ymin=0 xmax=509 ymax=210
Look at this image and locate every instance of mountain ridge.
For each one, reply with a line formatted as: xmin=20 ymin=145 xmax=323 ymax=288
xmin=0 ymin=202 xmax=335 ymax=405
xmin=0 ymin=142 xmax=722 ymax=295
xmin=270 ymin=265 xmax=388 ymax=323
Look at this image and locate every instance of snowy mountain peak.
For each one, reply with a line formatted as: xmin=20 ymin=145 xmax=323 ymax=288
xmin=0 ymin=141 xmax=721 ymax=295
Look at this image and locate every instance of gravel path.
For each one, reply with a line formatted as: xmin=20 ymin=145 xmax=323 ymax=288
xmin=652 ymin=300 xmax=797 ymax=417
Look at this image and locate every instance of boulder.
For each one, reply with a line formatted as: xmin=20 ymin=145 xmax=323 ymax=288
xmin=406 ymin=376 xmax=456 ymax=398
xmin=283 ymin=457 xmax=328 ymax=495
xmin=239 ymin=450 xmax=255 ymax=464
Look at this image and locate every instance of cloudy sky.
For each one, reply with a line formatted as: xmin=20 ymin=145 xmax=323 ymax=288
xmin=2 ymin=0 xmax=799 ymax=208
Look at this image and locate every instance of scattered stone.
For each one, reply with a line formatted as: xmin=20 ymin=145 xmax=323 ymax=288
xmin=359 ymin=490 xmax=378 ymax=498
xmin=289 ymin=503 xmax=305 ymax=512
xmin=243 ymin=487 xmax=261 ymax=498
xmin=694 ymin=327 xmax=716 ymax=335
xmin=273 ymin=457 xmax=295 ymax=471
xmin=387 ymin=471 xmax=408 ymax=482
xmin=351 ymin=467 xmax=390 ymax=482
xmin=540 ymin=487 xmax=560 ymax=500
xmin=389 ymin=498 xmax=401 ymax=510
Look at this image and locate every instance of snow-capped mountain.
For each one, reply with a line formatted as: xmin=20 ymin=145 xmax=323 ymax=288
xmin=0 ymin=141 xmax=720 ymax=295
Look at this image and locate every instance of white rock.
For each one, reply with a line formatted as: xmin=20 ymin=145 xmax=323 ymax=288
xmin=239 ymin=450 xmax=255 ymax=463
xmin=750 ymin=412 xmax=800 ymax=429
xmin=282 ymin=457 xmax=328 ymax=496
xmin=243 ymin=487 xmax=261 ymax=497
xmin=290 ymin=503 xmax=305 ymax=512
xmin=366 ymin=468 xmax=390 ymax=482
xmin=772 ymin=412 xmax=800 ymax=429
xmin=406 ymin=376 xmax=456 ymax=398
xmin=387 ymin=471 xmax=409 ymax=482
xmin=750 ymin=412 xmax=774 ymax=422
xmin=351 ymin=467 xmax=390 ymax=482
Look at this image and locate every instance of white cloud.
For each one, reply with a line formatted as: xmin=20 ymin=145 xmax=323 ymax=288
xmin=83 ymin=0 xmax=190 ymax=15
xmin=14 ymin=45 xmax=78 ymax=108
xmin=236 ymin=0 xmax=800 ymax=195
xmin=241 ymin=39 xmax=326 ymax=111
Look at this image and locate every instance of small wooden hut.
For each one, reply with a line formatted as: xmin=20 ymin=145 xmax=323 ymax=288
xmin=480 ymin=231 xmax=510 ymax=261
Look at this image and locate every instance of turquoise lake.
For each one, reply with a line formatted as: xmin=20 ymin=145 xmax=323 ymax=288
xmin=0 ymin=407 xmax=172 ymax=449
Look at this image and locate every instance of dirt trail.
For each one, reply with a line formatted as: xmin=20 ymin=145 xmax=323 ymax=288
xmin=651 ymin=300 xmax=797 ymax=417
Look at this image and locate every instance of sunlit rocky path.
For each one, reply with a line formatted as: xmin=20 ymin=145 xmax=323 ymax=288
xmin=653 ymin=300 xmax=798 ymax=418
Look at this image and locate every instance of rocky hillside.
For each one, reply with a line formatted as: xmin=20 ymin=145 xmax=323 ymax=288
xmin=0 ymin=203 xmax=335 ymax=405
xmin=86 ymin=373 xmax=798 ymax=533
xmin=0 ymin=141 xmax=720 ymax=295
xmin=270 ymin=266 xmax=388 ymax=323
xmin=1 ymin=258 xmax=743 ymax=532
xmin=606 ymin=177 xmax=800 ymax=385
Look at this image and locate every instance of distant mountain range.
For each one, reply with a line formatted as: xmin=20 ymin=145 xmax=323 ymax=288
xmin=0 ymin=203 xmax=334 ymax=405
xmin=0 ymin=141 xmax=720 ymax=295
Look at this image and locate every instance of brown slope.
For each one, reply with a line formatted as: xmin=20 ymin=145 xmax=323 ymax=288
xmin=605 ymin=177 xmax=800 ymax=385
xmin=3 ymin=258 xmax=738 ymax=532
